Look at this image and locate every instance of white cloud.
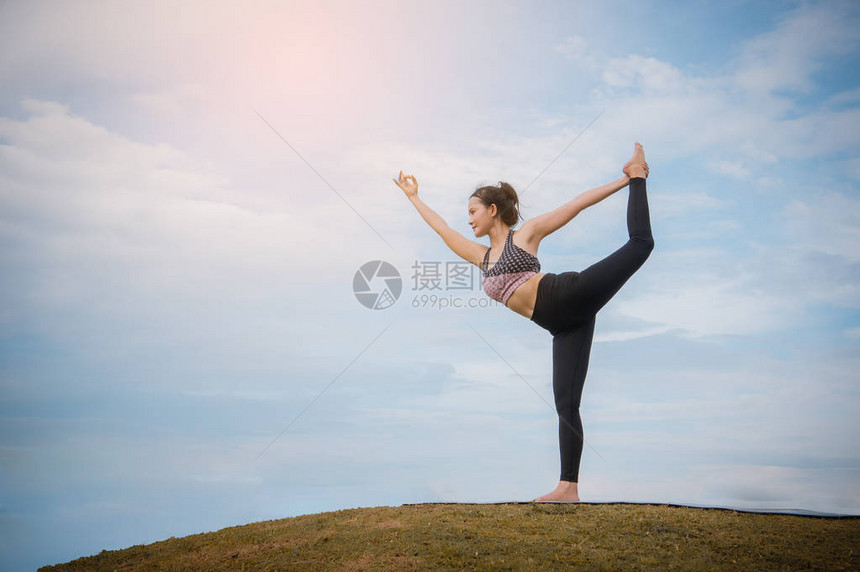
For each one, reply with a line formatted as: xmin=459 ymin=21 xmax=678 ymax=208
xmin=613 ymin=200 xmax=860 ymax=335
xmin=0 ymin=98 xmax=432 ymax=390
xmin=594 ymin=324 xmax=675 ymax=342
xmin=601 ymin=55 xmax=686 ymax=93
xmin=733 ymin=2 xmax=860 ymax=96
xmin=738 ymin=141 xmax=778 ymax=164
xmin=615 ymin=277 xmax=786 ymax=338
xmin=546 ymin=3 xmax=860 ymax=179
xmin=651 ymin=190 xmax=734 ymax=219
xmin=709 ymin=160 xmax=751 ymax=179
xmin=604 ymin=244 xmax=798 ymax=338
xmin=782 ymin=192 xmax=860 ymax=264
xmin=129 ymin=83 xmax=211 ymax=116
xmin=0 ymin=98 xmax=391 ymax=302
xmin=553 ymin=35 xmax=592 ymax=65
xmin=826 ymin=87 xmax=860 ymax=108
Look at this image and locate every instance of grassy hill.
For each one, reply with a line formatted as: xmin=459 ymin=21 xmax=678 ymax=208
xmin=41 ymin=502 xmax=858 ymax=570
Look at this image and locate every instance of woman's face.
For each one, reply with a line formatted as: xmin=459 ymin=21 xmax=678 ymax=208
xmin=468 ymin=196 xmax=496 ymax=237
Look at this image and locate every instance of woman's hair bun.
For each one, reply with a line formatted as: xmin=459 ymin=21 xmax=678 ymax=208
xmin=470 ymin=181 xmax=522 ymax=226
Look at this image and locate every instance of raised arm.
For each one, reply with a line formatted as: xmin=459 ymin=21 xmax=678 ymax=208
xmin=394 ymin=171 xmax=487 ymax=268
xmin=520 ymin=175 xmax=631 ymax=242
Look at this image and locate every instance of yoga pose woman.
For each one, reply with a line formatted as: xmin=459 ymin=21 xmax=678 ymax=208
xmin=393 ymin=143 xmax=653 ymax=502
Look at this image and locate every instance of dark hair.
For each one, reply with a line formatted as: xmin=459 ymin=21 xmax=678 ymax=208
xmin=470 ymin=181 xmax=522 ymax=227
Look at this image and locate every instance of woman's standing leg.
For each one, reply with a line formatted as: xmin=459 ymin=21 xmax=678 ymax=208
xmin=553 ymin=316 xmax=596 ymax=483
xmin=532 ymin=316 xmax=595 ymax=502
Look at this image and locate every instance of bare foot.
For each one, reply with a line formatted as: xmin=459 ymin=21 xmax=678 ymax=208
xmin=623 ymin=142 xmax=648 ymax=178
xmin=632 ymin=141 xmax=645 ymax=162
xmin=533 ymin=480 xmax=580 ymax=502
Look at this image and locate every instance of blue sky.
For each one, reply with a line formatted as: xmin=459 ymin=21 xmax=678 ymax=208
xmin=1 ymin=0 xmax=859 ymax=569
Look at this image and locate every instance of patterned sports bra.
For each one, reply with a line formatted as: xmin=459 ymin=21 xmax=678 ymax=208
xmin=481 ymin=228 xmax=541 ymax=304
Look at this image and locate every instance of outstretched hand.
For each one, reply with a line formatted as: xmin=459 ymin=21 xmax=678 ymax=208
xmin=623 ymin=161 xmax=649 ymax=178
xmin=393 ymin=170 xmax=419 ymax=198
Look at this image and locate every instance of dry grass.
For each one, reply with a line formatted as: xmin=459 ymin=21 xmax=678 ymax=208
xmin=40 ymin=502 xmax=859 ymax=571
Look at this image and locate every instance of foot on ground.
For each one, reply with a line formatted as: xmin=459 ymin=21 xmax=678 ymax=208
xmin=533 ymin=481 xmax=580 ymax=502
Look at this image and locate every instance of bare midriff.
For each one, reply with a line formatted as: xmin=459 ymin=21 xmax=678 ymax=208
xmin=503 ymin=272 xmax=545 ymax=319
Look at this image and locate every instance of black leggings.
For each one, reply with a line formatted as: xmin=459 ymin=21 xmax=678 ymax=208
xmin=530 ymin=177 xmax=654 ymax=482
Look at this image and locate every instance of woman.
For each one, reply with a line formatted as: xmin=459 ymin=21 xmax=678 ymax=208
xmin=393 ymin=143 xmax=653 ymax=502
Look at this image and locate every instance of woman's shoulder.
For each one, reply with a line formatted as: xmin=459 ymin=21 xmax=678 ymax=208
xmin=511 ymin=224 xmax=541 ymax=257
